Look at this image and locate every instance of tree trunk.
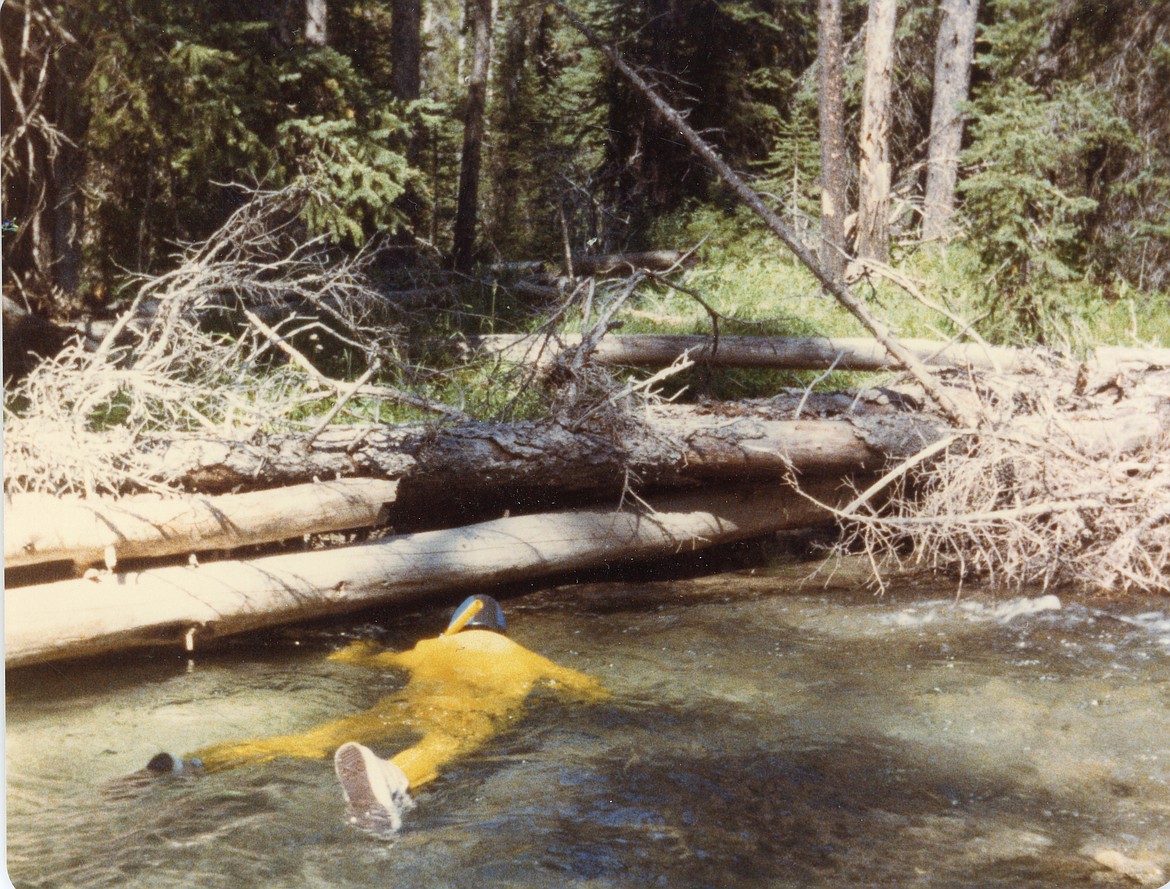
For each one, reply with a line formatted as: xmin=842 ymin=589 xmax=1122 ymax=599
xmin=452 ymin=0 xmax=493 ymax=272
xmin=818 ymin=0 xmax=849 ymax=280
xmin=856 ymin=0 xmax=898 ymax=263
xmin=305 ymin=0 xmax=327 ymax=46
xmin=4 ymin=482 xmax=847 ymax=668
xmin=81 ymin=400 xmax=946 ymax=507
xmin=471 ymin=333 xmax=1032 ymax=372
xmin=391 ymin=0 xmax=422 ymax=100
xmin=5 ymin=479 xmax=399 ymax=571
xmin=922 ymin=0 xmax=980 ymax=242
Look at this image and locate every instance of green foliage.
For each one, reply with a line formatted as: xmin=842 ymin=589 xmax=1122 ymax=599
xmin=757 ymin=107 xmax=822 ymax=233
xmin=69 ymin=1 xmax=419 ymax=291
xmin=956 ymin=0 xmax=1170 ymax=323
xmin=8 ymin=0 xmax=1169 ymax=356
xmin=959 ymin=1 xmax=1143 ymax=341
xmin=962 ymin=81 xmax=1116 ymax=279
xmin=277 ymin=112 xmax=410 ymax=245
xmin=482 ymin=0 xmax=609 ymax=259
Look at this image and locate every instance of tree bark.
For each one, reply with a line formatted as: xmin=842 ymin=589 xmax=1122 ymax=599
xmin=922 ymin=0 xmax=980 ymax=242
xmin=4 ymin=479 xmax=399 ymax=571
xmin=818 ymin=0 xmax=849 ymax=280
xmin=452 ymin=0 xmax=493 ymax=272
xmin=4 ymin=482 xmax=847 ymax=668
xmin=856 ymin=0 xmax=898 ymax=262
xmin=305 ymin=0 xmax=327 ymax=46
xmin=391 ymin=0 xmax=422 ymax=100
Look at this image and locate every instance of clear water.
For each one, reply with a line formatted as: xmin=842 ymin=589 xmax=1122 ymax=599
xmin=7 ymin=557 xmax=1170 ymax=888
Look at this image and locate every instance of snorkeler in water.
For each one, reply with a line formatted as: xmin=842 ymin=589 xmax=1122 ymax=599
xmin=147 ymin=595 xmax=607 ymax=831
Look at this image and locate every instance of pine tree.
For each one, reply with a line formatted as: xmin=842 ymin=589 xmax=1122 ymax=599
xmin=922 ymin=0 xmax=979 ymax=242
xmin=856 ymin=0 xmax=898 ymax=263
xmin=452 ymin=0 xmax=493 ymax=270
xmin=818 ymin=0 xmax=849 ymax=279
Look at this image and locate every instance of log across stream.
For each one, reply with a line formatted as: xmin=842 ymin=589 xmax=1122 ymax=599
xmin=5 ymin=481 xmax=850 ymax=668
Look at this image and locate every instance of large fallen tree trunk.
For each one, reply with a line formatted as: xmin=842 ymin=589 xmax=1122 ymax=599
xmin=3 ymin=406 xmax=920 ymax=569
xmin=137 ymin=400 xmax=946 ymax=503
xmin=7 ymin=373 xmax=1167 ymax=570
xmin=471 ymin=333 xmax=1035 ymax=372
xmin=5 ymin=481 xmax=848 ymax=668
xmin=4 ymin=479 xmax=399 ymax=571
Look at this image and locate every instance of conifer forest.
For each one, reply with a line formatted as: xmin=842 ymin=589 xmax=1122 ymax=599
xmin=4 ymin=0 xmax=1167 ymax=321
xmin=4 ymin=0 xmax=1170 ymax=647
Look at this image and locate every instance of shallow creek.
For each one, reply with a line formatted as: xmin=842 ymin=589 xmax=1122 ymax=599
xmin=7 ymin=557 xmax=1170 ymax=888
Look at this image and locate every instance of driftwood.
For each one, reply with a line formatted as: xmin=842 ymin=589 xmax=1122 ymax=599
xmin=5 ymin=481 xmax=847 ymax=668
xmin=471 ymin=333 xmax=1035 ymax=372
xmin=4 ymin=479 xmax=399 ymax=571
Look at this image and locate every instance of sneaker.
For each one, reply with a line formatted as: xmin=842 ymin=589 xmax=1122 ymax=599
xmin=334 ymin=742 xmax=414 ymax=832
xmin=145 ymin=752 xmax=202 ymax=774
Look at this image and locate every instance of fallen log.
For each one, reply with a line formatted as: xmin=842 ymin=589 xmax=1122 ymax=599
xmin=4 ymin=478 xmax=399 ymax=571
xmin=135 ymin=400 xmax=944 ymax=504
xmin=489 ymin=250 xmax=693 ymax=278
xmin=470 ymin=333 xmax=1034 ymax=373
xmin=568 ymin=250 xmax=693 ymax=276
xmin=4 ymin=481 xmax=848 ymax=668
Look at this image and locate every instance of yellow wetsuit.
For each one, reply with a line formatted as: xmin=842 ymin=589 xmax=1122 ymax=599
xmin=190 ymin=629 xmax=607 ymax=789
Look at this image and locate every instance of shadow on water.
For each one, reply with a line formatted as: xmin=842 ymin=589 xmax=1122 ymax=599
xmin=7 ymin=557 xmax=1170 ymax=888
xmin=540 ymin=709 xmax=1099 ymax=888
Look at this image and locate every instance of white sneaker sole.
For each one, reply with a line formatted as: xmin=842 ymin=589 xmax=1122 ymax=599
xmin=334 ymin=742 xmax=414 ymax=832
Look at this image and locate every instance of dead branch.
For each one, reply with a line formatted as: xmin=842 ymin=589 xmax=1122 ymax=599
xmin=3 ymin=186 xmax=467 ymax=495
